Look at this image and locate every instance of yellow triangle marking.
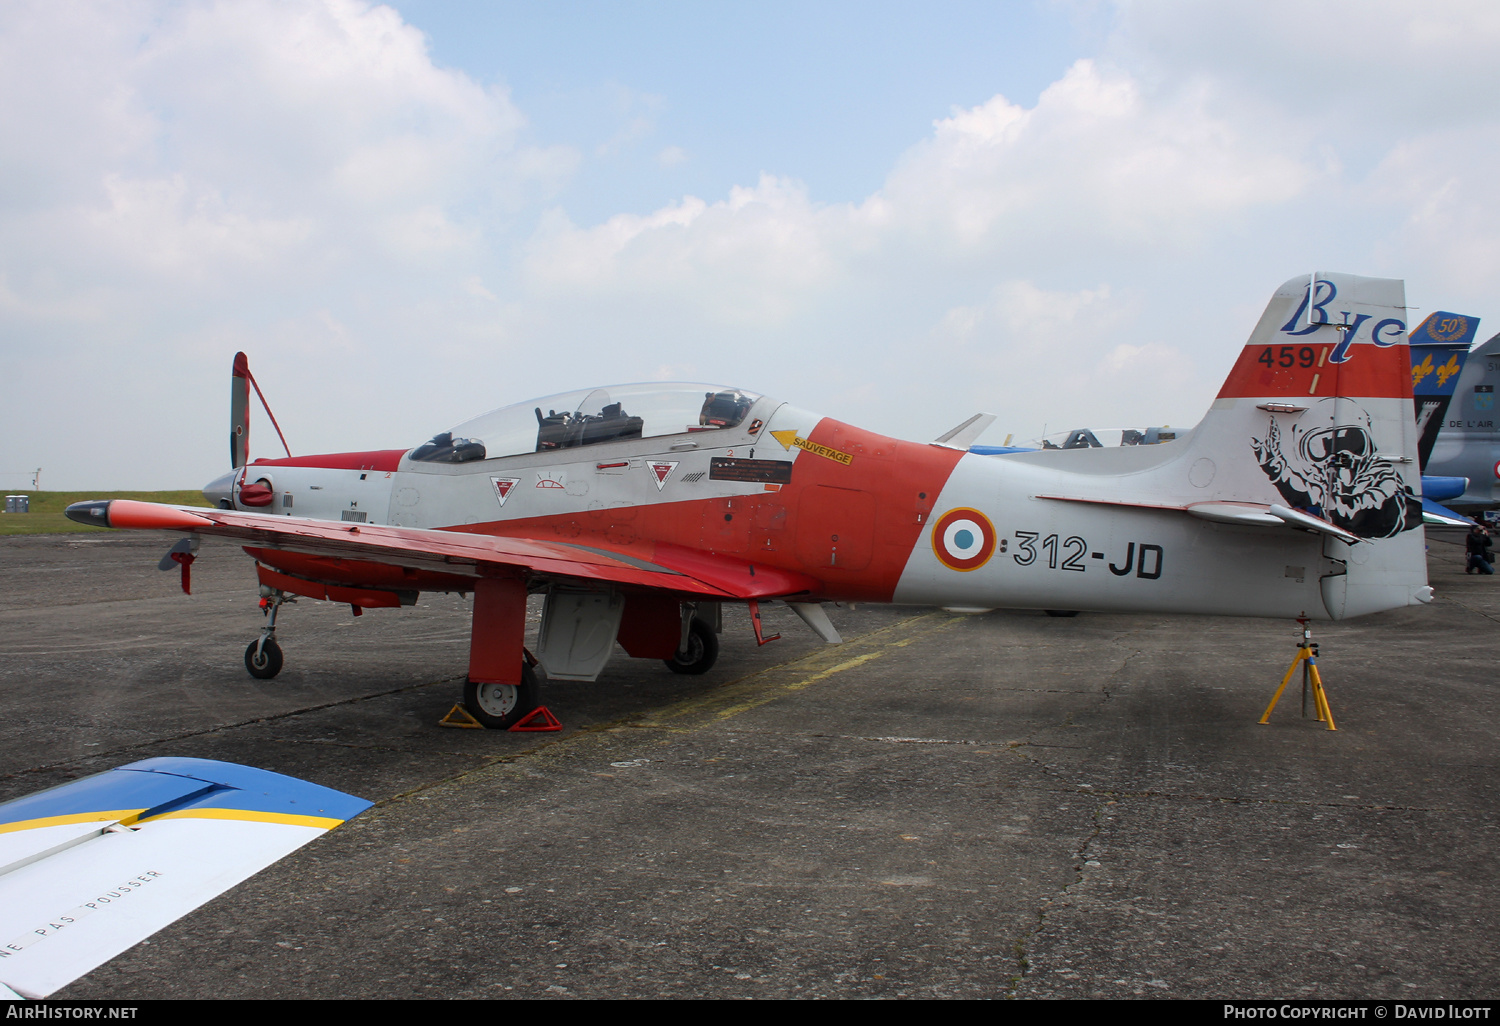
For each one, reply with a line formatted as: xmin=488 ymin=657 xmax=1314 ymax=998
xmin=770 ymin=429 xmax=799 ymax=450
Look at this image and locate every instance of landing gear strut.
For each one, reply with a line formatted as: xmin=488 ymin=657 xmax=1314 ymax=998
xmin=246 ymin=587 xmax=293 ymax=679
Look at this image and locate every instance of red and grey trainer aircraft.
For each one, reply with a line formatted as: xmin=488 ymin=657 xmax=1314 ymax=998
xmin=68 ymin=273 xmax=1433 ymax=727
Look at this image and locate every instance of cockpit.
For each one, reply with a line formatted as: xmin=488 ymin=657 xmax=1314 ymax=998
xmin=408 ymin=383 xmax=763 ymax=464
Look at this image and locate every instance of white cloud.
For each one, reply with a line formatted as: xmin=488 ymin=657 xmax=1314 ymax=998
xmin=524 ymin=175 xmax=843 ymax=326
xmin=524 ymin=57 xmax=1317 ymax=311
xmin=1359 ymin=127 xmax=1500 ymax=295
xmin=509 ymin=54 xmax=1325 ymax=440
xmin=1110 ymin=0 xmax=1500 ymax=132
xmin=6 ymin=1 xmax=1500 ymax=488
xmin=0 ymin=0 xmax=579 ymax=485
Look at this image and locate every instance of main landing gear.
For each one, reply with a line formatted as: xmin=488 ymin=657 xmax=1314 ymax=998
xmin=463 ymin=660 xmax=542 ymax=729
xmin=245 ymin=587 xmax=293 ymax=680
xmin=665 ymin=617 xmax=719 ymax=675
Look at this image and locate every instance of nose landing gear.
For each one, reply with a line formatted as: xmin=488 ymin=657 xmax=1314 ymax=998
xmin=246 ymin=587 xmax=293 ymax=679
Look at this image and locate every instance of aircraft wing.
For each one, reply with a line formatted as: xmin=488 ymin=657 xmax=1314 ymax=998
xmin=66 ymin=499 xmax=819 ymax=600
xmin=0 ymin=758 xmax=369 ymax=999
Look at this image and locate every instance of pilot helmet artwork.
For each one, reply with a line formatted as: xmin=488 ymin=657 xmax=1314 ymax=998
xmin=1295 ymin=406 xmax=1375 ymax=487
xmin=1252 ymin=398 xmax=1421 ymax=540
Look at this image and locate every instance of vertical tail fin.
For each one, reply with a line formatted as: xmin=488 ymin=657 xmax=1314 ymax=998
xmin=1409 ymin=311 xmax=1479 ymax=471
xmin=1191 ymin=273 xmax=1429 ymax=617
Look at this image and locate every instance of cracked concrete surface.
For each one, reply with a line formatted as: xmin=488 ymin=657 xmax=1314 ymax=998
xmin=0 ymin=529 xmax=1495 ymax=999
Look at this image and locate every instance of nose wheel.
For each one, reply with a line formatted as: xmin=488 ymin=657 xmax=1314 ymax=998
xmin=245 ymin=637 xmax=284 ymax=679
xmin=245 ymin=588 xmax=293 ymax=680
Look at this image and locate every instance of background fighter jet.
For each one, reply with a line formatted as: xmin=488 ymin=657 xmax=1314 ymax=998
xmin=68 ymin=273 xmax=1433 ymax=728
xmin=1424 ymin=328 xmax=1500 ymax=514
xmin=1408 ymin=311 xmax=1480 ymax=473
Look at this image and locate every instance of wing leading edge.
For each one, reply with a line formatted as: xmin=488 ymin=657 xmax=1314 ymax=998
xmin=64 ymin=499 xmax=820 ymax=600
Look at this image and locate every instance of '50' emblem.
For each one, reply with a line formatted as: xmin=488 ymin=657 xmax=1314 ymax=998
xmin=932 ymin=508 xmax=997 ymax=571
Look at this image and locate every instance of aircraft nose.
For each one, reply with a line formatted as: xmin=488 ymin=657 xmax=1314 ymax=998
xmin=203 ymin=470 xmax=236 ymax=509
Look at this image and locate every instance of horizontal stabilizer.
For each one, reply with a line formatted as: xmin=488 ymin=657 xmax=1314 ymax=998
xmin=1182 ymin=501 xmax=1285 ymax=527
xmin=968 ymin=444 xmax=1036 ymax=455
xmin=1422 ymin=476 xmax=1469 ymax=503
xmin=1421 ymin=497 xmax=1473 ymax=527
xmin=0 ymin=758 xmax=369 ymax=999
xmin=1266 ymin=503 xmax=1363 ymax=544
xmin=933 ymin=413 xmax=996 ymax=450
xmin=1040 ymin=494 xmax=1362 ymax=544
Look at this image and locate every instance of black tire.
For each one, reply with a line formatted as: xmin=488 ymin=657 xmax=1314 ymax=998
xmin=664 ymin=618 xmax=719 ymax=675
xmin=245 ymin=638 xmax=284 ymax=679
xmin=1044 ymin=610 xmax=1081 ymax=618
xmin=463 ymin=661 xmax=541 ymax=730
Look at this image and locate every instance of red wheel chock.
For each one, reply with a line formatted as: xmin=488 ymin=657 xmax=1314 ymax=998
xmin=508 ymin=706 xmax=562 ymax=732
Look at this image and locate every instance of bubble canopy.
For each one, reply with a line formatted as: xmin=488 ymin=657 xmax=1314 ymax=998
xmin=409 ymin=383 xmax=764 ymax=464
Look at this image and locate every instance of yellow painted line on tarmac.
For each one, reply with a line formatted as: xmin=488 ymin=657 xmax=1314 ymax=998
xmin=705 ymin=651 xmax=887 ymax=722
xmin=377 ymin=610 xmax=969 ymax=808
xmin=638 ymin=610 xmax=963 ymax=730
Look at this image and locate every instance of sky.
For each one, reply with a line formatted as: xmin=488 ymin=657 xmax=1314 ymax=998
xmin=3 ymin=0 xmax=1499 ymax=490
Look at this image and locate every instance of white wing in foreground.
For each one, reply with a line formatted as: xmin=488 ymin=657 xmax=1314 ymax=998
xmin=0 ymin=757 xmax=370 ymax=999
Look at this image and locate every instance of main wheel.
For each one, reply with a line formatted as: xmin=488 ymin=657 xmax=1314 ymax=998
xmin=1044 ymin=610 xmax=1081 ymax=618
xmin=463 ymin=661 xmax=541 ymax=730
xmin=664 ymin=618 xmax=719 ymax=675
xmin=245 ymin=637 xmax=284 ymax=679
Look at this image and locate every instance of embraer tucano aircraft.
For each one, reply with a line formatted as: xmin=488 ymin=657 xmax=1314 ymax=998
xmin=69 ymin=273 xmax=1432 ymax=727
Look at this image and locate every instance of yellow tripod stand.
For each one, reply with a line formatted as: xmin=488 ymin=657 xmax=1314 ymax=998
xmin=1259 ymin=617 xmax=1336 ymax=731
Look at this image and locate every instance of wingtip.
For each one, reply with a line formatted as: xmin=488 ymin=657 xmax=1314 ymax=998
xmin=64 ymin=500 xmax=112 ymax=528
xmin=66 ymin=499 xmax=213 ymax=531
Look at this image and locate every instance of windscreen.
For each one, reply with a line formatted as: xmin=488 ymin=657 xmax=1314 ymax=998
xmin=409 ymin=384 xmax=761 ymax=463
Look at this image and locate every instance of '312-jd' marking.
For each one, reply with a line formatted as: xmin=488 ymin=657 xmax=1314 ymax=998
xmin=1011 ymin=533 xmax=1163 ymax=580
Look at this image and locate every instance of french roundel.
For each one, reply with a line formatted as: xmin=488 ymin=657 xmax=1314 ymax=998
xmin=932 ymin=507 xmax=996 ymax=572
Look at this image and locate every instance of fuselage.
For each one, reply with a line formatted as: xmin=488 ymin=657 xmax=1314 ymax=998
xmin=204 ymin=386 xmax=1375 ymax=621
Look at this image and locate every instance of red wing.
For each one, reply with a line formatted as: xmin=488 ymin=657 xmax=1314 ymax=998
xmin=84 ymin=500 xmax=819 ymax=600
